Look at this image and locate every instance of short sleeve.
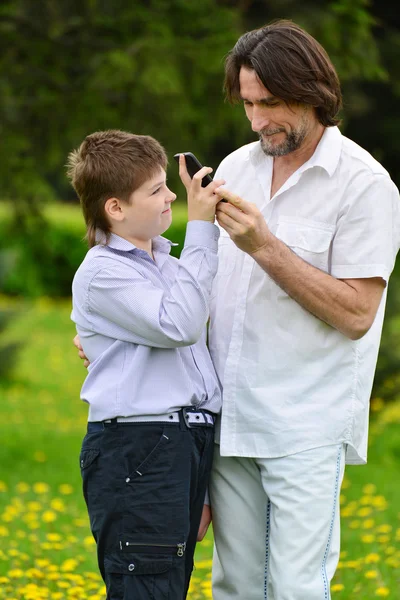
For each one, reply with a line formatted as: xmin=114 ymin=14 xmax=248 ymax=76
xmin=331 ymin=173 xmax=400 ymax=282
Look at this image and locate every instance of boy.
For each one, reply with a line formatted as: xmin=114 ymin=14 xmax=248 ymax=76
xmin=67 ymin=129 xmax=224 ymax=599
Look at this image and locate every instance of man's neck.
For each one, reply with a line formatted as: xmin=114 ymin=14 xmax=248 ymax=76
xmin=273 ymin=124 xmax=325 ymax=173
xmin=269 ymin=124 xmax=325 ymax=198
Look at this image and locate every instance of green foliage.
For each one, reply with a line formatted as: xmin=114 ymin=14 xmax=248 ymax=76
xmin=0 ymin=203 xmax=188 ymax=297
xmin=0 ymin=251 xmax=21 ymax=378
xmin=0 ymin=0 xmax=392 ymax=211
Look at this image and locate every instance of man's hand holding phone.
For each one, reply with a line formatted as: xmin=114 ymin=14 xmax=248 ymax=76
xmin=175 ymin=153 xmax=226 ymax=223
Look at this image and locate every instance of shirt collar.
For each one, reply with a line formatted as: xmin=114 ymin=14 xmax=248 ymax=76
xmin=249 ymin=125 xmax=342 ymax=178
xmin=98 ymin=232 xmax=178 ymax=254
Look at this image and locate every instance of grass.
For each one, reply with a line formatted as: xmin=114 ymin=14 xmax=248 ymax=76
xmin=0 ymin=297 xmax=399 ymax=599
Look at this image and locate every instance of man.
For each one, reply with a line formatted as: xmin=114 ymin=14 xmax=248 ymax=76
xmin=208 ymin=19 xmax=400 ymax=600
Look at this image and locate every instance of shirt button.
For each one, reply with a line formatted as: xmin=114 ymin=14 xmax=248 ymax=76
xmin=125 ymin=477 xmax=130 ymax=483
xmin=128 ymin=563 xmax=135 ymax=571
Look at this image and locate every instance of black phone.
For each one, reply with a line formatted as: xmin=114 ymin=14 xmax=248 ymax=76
xmin=173 ymin=152 xmax=214 ymax=188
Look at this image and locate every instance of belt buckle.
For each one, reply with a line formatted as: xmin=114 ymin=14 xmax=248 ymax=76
xmin=182 ymin=406 xmax=196 ymax=428
xmin=182 ymin=407 xmax=213 ymax=428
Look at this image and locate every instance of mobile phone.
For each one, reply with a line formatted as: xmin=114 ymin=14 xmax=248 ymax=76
xmin=173 ymin=152 xmax=214 ymax=188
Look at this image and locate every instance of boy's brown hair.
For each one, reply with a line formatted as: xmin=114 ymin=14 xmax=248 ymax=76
xmin=224 ymin=20 xmax=342 ymax=127
xmin=66 ymin=130 xmax=168 ymax=247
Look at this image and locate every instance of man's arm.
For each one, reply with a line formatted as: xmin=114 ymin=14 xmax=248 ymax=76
xmin=215 ymin=190 xmax=385 ymax=340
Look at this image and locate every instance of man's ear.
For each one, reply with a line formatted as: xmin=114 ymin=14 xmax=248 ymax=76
xmin=104 ymin=197 xmax=124 ymax=222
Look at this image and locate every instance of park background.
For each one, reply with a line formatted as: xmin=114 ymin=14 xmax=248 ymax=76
xmin=0 ymin=0 xmax=400 ymax=598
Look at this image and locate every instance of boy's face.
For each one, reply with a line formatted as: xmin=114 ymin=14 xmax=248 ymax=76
xmin=118 ymin=168 xmax=176 ymax=244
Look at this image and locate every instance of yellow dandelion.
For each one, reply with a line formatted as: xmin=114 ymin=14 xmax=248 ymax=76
xmin=42 ymin=510 xmax=57 ymax=523
xmin=377 ymin=535 xmax=391 ymax=544
xmin=365 ymin=570 xmax=378 ymax=579
xmin=83 ymin=536 xmax=95 ymax=546
xmin=35 ymin=559 xmax=50 ymax=568
xmin=331 ymin=583 xmax=344 ymax=592
xmin=376 ymin=524 xmax=392 ymax=534
xmin=59 ymin=484 xmax=74 ymax=495
xmin=56 ymin=581 xmax=70 ymax=588
xmin=0 ymin=526 xmax=9 ymax=537
xmin=385 ymin=557 xmax=400 ymax=568
xmin=361 ymin=534 xmax=375 ymax=544
xmin=27 ymin=501 xmax=42 ymax=512
xmin=362 ymin=519 xmax=375 ymax=529
xmin=40 ymin=542 xmax=53 ymax=550
xmin=26 ymin=568 xmax=45 ymax=579
xmin=365 ymin=553 xmax=380 ymax=564
xmin=372 ymin=496 xmax=388 ymax=510
xmin=357 ymin=507 xmax=373 ymax=517
xmin=8 ymin=569 xmax=24 ymax=578
xmin=15 ymin=482 xmax=30 ymax=493
xmin=33 ymin=482 xmax=50 ymax=494
xmin=50 ymin=498 xmax=65 ymax=512
xmin=362 ymin=483 xmax=377 ymax=495
xmin=360 ymin=496 xmax=374 ymax=506
xmin=349 ymin=520 xmax=361 ymax=529
xmin=375 ymin=588 xmax=390 ymax=597
xmin=60 ymin=559 xmax=79 ymax=572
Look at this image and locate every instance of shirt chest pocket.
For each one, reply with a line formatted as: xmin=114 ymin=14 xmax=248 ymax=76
xmin=275 ymin=220 xmax=335 ymax=273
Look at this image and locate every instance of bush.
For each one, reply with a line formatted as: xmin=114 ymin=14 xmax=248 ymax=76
xmin=0 ymin=204 xmax=188 ymax=297
xmin=0 ymin=250 xmax=22 ymax=378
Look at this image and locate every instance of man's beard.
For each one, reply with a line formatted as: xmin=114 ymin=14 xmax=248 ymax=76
xmin=259 ymin=118 xmax=308 ymax=157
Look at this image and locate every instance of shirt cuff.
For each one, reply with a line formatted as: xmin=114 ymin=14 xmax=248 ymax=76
xmin=184 ymin=221 xmax=220 ymax=252
xmin=203 ymin=488 xmax=210 ymax=506
xmin=331 ymin=264 xmax=391 ymax=282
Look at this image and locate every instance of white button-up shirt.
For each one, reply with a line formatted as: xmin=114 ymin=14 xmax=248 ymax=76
xmin=209 ymin=126 xmax=400 ymax=464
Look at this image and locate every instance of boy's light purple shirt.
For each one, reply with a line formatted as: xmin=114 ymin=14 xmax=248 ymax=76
xmin=71 ymin=221 xmax=222 ymax=422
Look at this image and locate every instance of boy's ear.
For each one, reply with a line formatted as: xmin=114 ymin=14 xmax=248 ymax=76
xmin=104 ymin=197 xmax=124 ymax=222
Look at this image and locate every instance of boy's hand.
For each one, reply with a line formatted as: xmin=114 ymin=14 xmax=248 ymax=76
xmin=197 ymin=503 xmax=212 ymax=541
xmin=178 ymin=154 xmax=225 ymax=223
xmin=73 ymin=335 xmax=90 ymax=368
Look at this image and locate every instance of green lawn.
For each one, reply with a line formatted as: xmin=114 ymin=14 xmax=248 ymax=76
xmin=0 ymin=297 xmax=399 ymax=599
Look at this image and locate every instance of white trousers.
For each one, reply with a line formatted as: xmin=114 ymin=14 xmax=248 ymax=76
xmin=209 ymin=444 xmax=345 ymax=600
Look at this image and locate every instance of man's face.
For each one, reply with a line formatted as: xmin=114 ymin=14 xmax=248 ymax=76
xmin=239 ymin=67 xmax=317 ymax=157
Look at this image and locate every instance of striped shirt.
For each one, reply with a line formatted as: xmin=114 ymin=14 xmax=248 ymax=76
xmin=71 ymin=221 xmax=222 ymax=421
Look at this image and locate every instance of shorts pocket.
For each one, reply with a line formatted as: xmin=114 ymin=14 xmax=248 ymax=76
xmin=80 ymin=448 xmax=100 ymax=470
xmin=105 ymin=551 xmax=174 ymax=575
xmin=104 ymin=550 xmax=176 ymax=599
xmin=79 ymin=447 xmax=101 ymax=505
xmin=126 ymin=428 xmax=170 ymax=481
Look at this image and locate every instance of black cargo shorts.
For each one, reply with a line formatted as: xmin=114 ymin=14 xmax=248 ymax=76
xmin=79 ymin=410 xmax=215 ymax=599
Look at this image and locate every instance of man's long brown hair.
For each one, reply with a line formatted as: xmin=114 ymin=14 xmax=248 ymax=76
xmin=67 ymin=130 xmax=168 ymax=247
xmin=224 ymin=20 xmax=342 ymax=127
